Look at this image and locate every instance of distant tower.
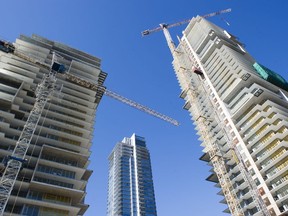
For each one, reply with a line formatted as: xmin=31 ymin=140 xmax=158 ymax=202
xmin=167 ymin=16 xmax=288 ymax=215
xmin=107 ymin=134 xmax=157 ymax=216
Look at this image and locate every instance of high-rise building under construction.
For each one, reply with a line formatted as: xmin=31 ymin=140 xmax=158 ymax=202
xmin=0 ymin=34 xmax=106 ymax=215
xmin=107 ymin=134 xmax=157 ymax=216
xmin=154 ymin=16 xmax=288 ymax=215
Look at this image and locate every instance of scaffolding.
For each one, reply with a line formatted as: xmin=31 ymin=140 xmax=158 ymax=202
xmin=173 ymin=40 xmax=244 ymax=215
xmin=180 ymin=34 xmax=270 ymax=216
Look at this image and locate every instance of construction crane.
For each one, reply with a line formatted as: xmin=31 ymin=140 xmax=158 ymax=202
xmin=141 ymin=8 xmax=231 ymax=57
xmin=0 ymin=50 xmax=64 ymax=215
xmin=0 ymin=40 xmax=179 ymax=126
xmin=0 ymin=40 xmax=179 ymax=215
xmin=141 ymin=8 xmax=231 ymax=36
xmin=65 ymin=74 xmax=179 ymax=126
xmin=142 ymin=9 xmax=271 ymax=216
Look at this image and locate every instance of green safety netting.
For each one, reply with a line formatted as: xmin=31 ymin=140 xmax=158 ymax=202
xmin=253 ymin=62 xmax=288 ymax=91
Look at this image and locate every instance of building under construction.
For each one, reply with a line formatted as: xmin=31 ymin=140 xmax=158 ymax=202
xmin=0 ymin=34 xmax=107 ymax=215
xmin=0 ymin=32 xmax=180 ymax=215
xmin=144 ymin=14 xmax=288 ymax=215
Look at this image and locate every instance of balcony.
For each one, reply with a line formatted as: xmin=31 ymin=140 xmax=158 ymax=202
xmin=230 ymin=171 xmax=242 ymax=182
xmin=236 ymin=188 xmax=251 ymax=200
xmin=30 ymin=179 xmax=85 ymax=205
xmin=253 ymin=139 xmax=283 ymax=160
xmin=40 ymin=145 xmax=90 ymax=170
xmin=260 ymin=149 xmax=287 ymax=171
xmin=7 ymin=195 xmax=80 ymax=216
xmin=265 ymin=159 xmax=288 ymax=181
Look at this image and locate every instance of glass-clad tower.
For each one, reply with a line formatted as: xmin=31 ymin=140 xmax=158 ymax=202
xmin=107 ymin=134 xmax=157 ymax=216
xmin=166 ymin=16 xmax=288 ymax=215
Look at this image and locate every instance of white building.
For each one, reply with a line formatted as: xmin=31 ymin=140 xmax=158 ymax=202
xmin=0 ymin=34 xmax=106 ymax=215
xmin=169 ymin=17 xmax=288 ymax=215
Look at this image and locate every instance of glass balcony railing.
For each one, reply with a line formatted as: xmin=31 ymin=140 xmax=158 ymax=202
xmin=261 ymin=148 xmax=286 ymax=168
xmin=256 ymin=139 xmax=281 ymax=160
xmin=271 ymin=173 xmax=288 ymax=189
xmin=266 ymin=159 xmax=288 ymax=178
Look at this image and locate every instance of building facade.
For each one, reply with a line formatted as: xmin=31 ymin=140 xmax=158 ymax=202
xmin=169 ymin=17 xmax=288 ymax=215
xmin=107 ymin=134 xmax=157 ymax=216
xmin=0 ymin=34 xmax=106 ymax=215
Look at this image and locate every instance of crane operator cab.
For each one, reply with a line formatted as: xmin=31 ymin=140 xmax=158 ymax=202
xmin=51 ymin=62 xmax=66 ymax=74
xmin=0 ymin=40 xmax=15 ymax=53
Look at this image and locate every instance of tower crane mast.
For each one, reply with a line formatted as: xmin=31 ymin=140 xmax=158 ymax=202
xmin=142 ymin=9 xmax=271 ymax=215
xmin=0 ymin=51 xmax=65 ymax=215
xmin=0 ymin=39 xmax=179 ymax=215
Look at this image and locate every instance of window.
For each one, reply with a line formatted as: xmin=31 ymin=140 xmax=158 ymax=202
xmin=241 ymin=73 xmax=251 ymax=81
xmin=40 ymin=207 xmax=68 ymax=216
xmin=22 ymin=205 xmax=39 ymax=216
xmin=259 ymin=187 xmax=265 ymax=196
xmin=37 ymin=164 xmax=75 ymax=179
xmin=33 ymin=177 xmax=73 ymax=189
xmin=252 ymin=88 xmax=264 ymax=97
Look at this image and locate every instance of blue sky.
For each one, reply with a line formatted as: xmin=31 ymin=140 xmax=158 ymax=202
xmin=2 ymin=1 xmax=288 ymax=215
